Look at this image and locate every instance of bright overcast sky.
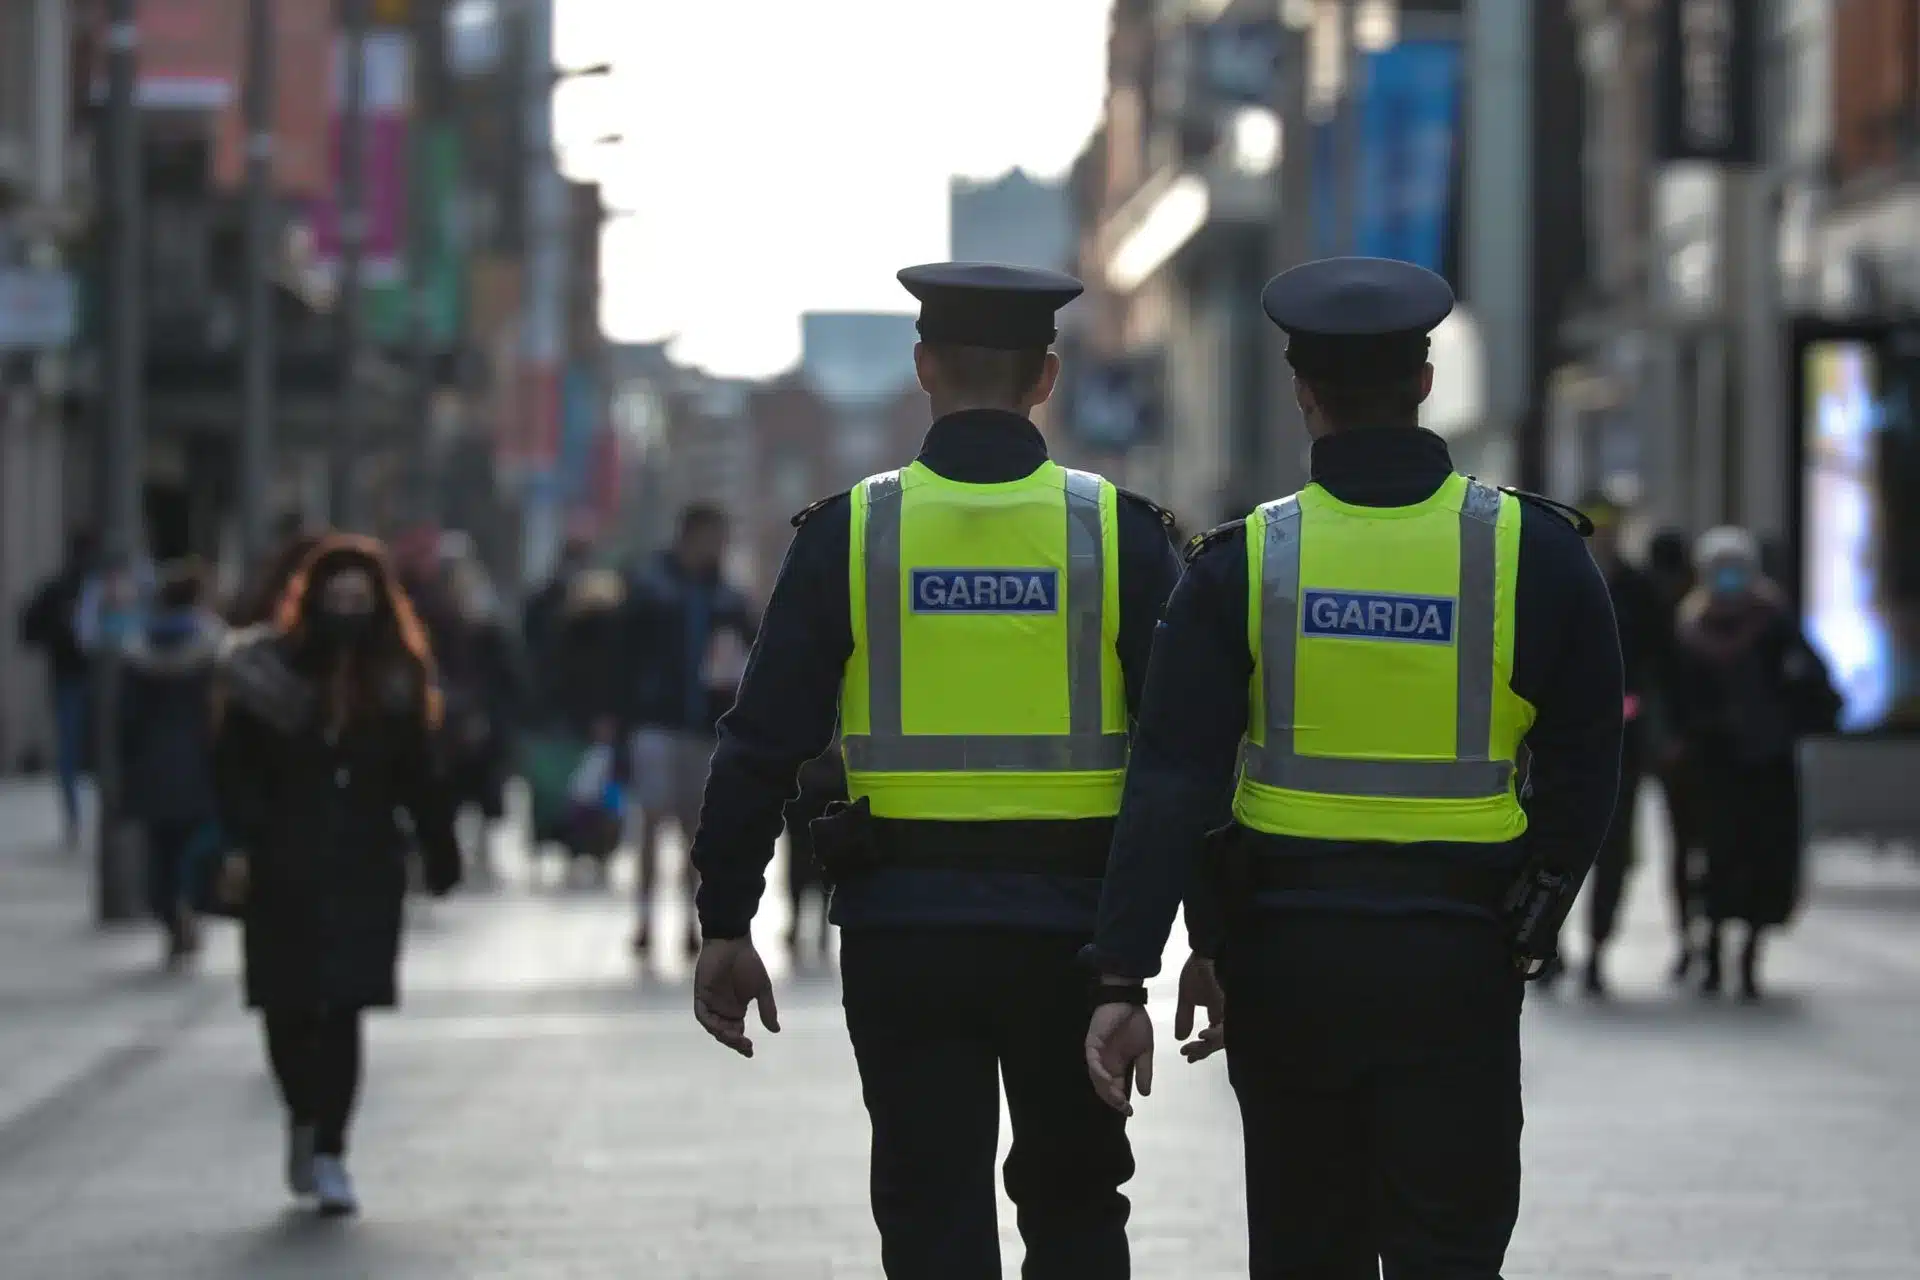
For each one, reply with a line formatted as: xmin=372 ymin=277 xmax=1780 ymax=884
xmin=551 ymin=0 xmax=1115 ymax=379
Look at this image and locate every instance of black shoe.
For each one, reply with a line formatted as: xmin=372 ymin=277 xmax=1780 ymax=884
xmin=684 ymin=925 xmax=702 ymax=957
xmin=1582 ymin=957 xmax=1609 ymax=999
xmin=1669 ymin=944 xmax=1695 ymax=985
xmin=631 ymin=924 xmax=651 ymax=955
xmin=1701 ymin=954 xmax=1724 ymax=997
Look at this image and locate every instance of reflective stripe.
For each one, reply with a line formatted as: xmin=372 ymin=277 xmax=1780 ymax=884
xmin=843 ymin=732 xmax=1129 ymax=773
xmin=853 ymin=469 xmax=1121 ymax=776
xmin=1245 ymin=481 xmax=1510 ymax=799
xmin=863 ymin=472 xmax=906 ymax=735
xmin=1064 ymin=469 xmax=1106 ymax=738
xmin=1455 ymin=480 xmax=1502 ymax=760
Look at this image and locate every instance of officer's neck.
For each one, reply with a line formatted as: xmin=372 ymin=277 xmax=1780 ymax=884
xmin=927 ymin=395 xmax=1033 ymax=420
xmin=1308 ymin=425 xmax=1454 ymax=508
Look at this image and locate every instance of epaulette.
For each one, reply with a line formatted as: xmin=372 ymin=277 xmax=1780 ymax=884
xmin=1498 ymin=486 xmax=1596 ymax=538
xmin=790 ymin=489 xmax=851 ymax=529
xmin=1183 ymin=519 xmax=1246 ymax=564
xmin=1114 ymin=486 xmax=1177 ymax=532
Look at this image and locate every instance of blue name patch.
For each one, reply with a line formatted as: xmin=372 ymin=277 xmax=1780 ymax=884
xmin=1301 ymin=590 xmax=1456 ymax=644
xmin=911 ymin=568 xmax=1060 ymax=614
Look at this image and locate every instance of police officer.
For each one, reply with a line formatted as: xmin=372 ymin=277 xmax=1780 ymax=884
xmin=1081 ymin=257 xmax=1624 ymax=1278
xmin=689 ymin=262 xmax=1182 ymax=1279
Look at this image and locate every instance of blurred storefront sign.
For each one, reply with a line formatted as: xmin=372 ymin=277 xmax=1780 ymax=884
xmin=1059 ymin=354 xmax=1163 ymax=453
xmin=1352 ymin=38 xmax=1461 ymax=271
xmin=557 ymin=364 xmax=601 ymax=502
xmin=213 ymin=0 xmax=333 ymax=197
xmin=308 ymin=32 xmax=413 ymax=283
xmin=128 ymin=0 xmax=242 ymax=109
xmin=0 ymin=268 xmax=77 ymax=352
xmin=1315 ymin=37 xmax=1463 ymax=272
xmin=1653 ymin=0 xmax=1759 ymax=165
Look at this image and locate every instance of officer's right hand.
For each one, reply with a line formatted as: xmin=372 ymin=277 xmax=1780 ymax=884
xmin=693 ymin=938 xmax=781 ymax=1058
xmin=216 ymin=855 xmax=249 ymax=908
xmin=1175 ymin=954 xmax=1226 ymax=1063
xmin=1086 ymin=1004 xmax=1153 ymax=1116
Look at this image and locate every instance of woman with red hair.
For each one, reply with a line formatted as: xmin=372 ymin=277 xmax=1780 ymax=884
xmin=213 ymin=535 xmax=460 ymax=1217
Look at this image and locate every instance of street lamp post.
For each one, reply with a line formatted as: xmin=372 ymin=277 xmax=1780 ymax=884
xmin=330 ymin=0 xmax=370 ymax=530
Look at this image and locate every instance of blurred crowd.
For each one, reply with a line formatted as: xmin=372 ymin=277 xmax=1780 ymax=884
xmin=13 ymin=501 xmax=846 ymax=973
xmin=1563 ymin=500 xmax=1842 ymax=1002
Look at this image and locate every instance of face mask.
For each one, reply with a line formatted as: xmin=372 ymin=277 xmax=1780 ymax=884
xmin=1710 ymin=565 xmax=1750 ymax=597
xmin=311 ymin=608 xmax=374 ymax=650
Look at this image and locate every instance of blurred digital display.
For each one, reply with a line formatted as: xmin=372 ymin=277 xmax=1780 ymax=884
xmin=1801 ymin=339 xmax=1920 ymax=731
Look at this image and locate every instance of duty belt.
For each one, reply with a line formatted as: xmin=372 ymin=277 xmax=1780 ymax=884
xmin=863 ymin=817 xmax=1112 ymax=879
xmin=1246 ymin=848 xmax=1511 ymax=911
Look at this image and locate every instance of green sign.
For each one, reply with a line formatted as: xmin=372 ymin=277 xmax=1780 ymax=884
xmin=367 ymin=125 xmax=464 ymax=348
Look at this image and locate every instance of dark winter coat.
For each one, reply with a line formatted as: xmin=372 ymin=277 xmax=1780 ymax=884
xmin=437 ymin=614 xmax=527 ymax=816
xmin=1672 ymin=587 xmax=1841 ymax=926
xmin=548 ymin=572 xmax=631 ymax=738
xmin=622 ymin=553 xmax=757 ymax=733
xmin=118 ymin=613 xmax=223 ymax=828
xmin=214 ymin=631 xmax=458 ymax=1011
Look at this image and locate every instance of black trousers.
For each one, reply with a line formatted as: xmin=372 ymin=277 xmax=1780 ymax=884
xmin=262 ymin=1008 xmax=364 ymax=1156
xmin=840 ymin=929 xmax=1134 ymax=1280
xmin=1586 ymin=736 xmax=1647 ymax=949
xmin=1222 ymin=914 xmax=1524 ymax=1279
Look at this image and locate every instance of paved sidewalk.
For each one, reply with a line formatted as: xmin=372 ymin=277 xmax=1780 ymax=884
xmin=0 ymin=780 xmax=1914 ymax=1275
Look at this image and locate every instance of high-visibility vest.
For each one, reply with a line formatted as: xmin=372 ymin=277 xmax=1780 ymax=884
xmin=1233 ymin=472 xmax=1536 ymax=844
xmin=839 ymin=460 xmax=1128 ymax=821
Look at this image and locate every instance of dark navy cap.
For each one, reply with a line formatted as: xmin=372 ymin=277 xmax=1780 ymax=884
xmin=1261 ymin=256 xmax=1454 ymax=383
xmin=897 ymin=262 xmax=1084 ymax=351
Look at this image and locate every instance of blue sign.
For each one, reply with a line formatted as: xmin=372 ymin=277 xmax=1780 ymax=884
xmin=557 ymin=366 xmax=600 ymax=501
xmin=911 ymin=569 xmax=1060 ymax=615
xmin=1353 ymin=39 xmax=1462 ymax=272
xmin=1302 ymin=590 xmax=1456 ymax=644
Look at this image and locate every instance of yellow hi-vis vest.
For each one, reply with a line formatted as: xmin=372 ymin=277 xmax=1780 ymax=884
xmin=840 ymin=460 xmax=1128 ymax=821
xmin=1233 ymin=472 xmax=1536 ymax=844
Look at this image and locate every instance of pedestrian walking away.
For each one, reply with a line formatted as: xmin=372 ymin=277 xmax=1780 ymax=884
xmin=1669 ymin=527 xmax=1840 ymax=1000
xmin=1644 ymin=526 xmax=1706 ymax=979
xmin=1559 ymin=494 xmax=1670 ymax=998
xmin=688 ymin=262 xmax=1182 ymax=1279
xmin=212 ymin=535 xmax=461 ymax=1218
xmin=118 ymin=559 xmax=227 ymax=965
xmin=1082 ymin=256 xmax=1624 ymax=1279
xmin=18 ymin=530 xmax=101 ymax=846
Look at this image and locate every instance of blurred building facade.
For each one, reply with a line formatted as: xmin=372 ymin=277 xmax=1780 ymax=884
xmin=0 ymin=0 xmax=82 ymax=769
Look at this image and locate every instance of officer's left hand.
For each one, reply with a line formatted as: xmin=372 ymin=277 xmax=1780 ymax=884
xmin=1085 ymin=1003 xmax=1153 ymax=1116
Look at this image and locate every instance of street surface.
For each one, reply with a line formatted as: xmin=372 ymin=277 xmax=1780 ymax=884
xmin=0 ymin=777 xmax=1917 ymax=1277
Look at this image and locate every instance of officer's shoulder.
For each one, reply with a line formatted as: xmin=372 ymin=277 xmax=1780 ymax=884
xmin=1497 ymin=486 xmax=1595 ymax=538
xmin=1183 ymin=519 xmax=1247 ymax=565
xmin=1112 ymin=486 xmax=1176 ymax=532
xmin=789 ymin=489 xmax=852 ymax=529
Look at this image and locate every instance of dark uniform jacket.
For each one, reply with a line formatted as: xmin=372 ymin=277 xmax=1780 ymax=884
xmin=691 ymin=409 xmax=1183 ymax=939
xmin=1088 ymin=427 xmax=1624 ymax=978
xmin=214 ymin=630 xmax=459 ymax=1011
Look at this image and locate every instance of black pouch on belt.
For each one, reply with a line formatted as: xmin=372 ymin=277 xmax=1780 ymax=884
xmin=808 ymin=796 xmax=879 ymax=888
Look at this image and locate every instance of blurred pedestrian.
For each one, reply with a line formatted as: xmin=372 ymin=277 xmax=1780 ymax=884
xmin=546 ymin=568 xmax=630 ymax=882
xmin=437 ymin=553 xmax=526 ymax=880
xmin=782 ymin=737 xmax=846 ymax=958
xmin=625 ymin=504 xmax=757 ymax=955
xmin=18 ymin=530 xmax=99 ymax=846
xmin=1646 ymin=527 xmax=1705 ymax=978
xmin=1566 ymin=495 xmax=1669 ymax=998
xmin=523 ymin=535 xmax=592 ymax=720
xmin=1670 ymin=528 xmax=1839 ymax=1000
xmin=118 ymin=559 xmax=226 ymax=964
xmin=212 ymin=535 xmax=460 ymax=1216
